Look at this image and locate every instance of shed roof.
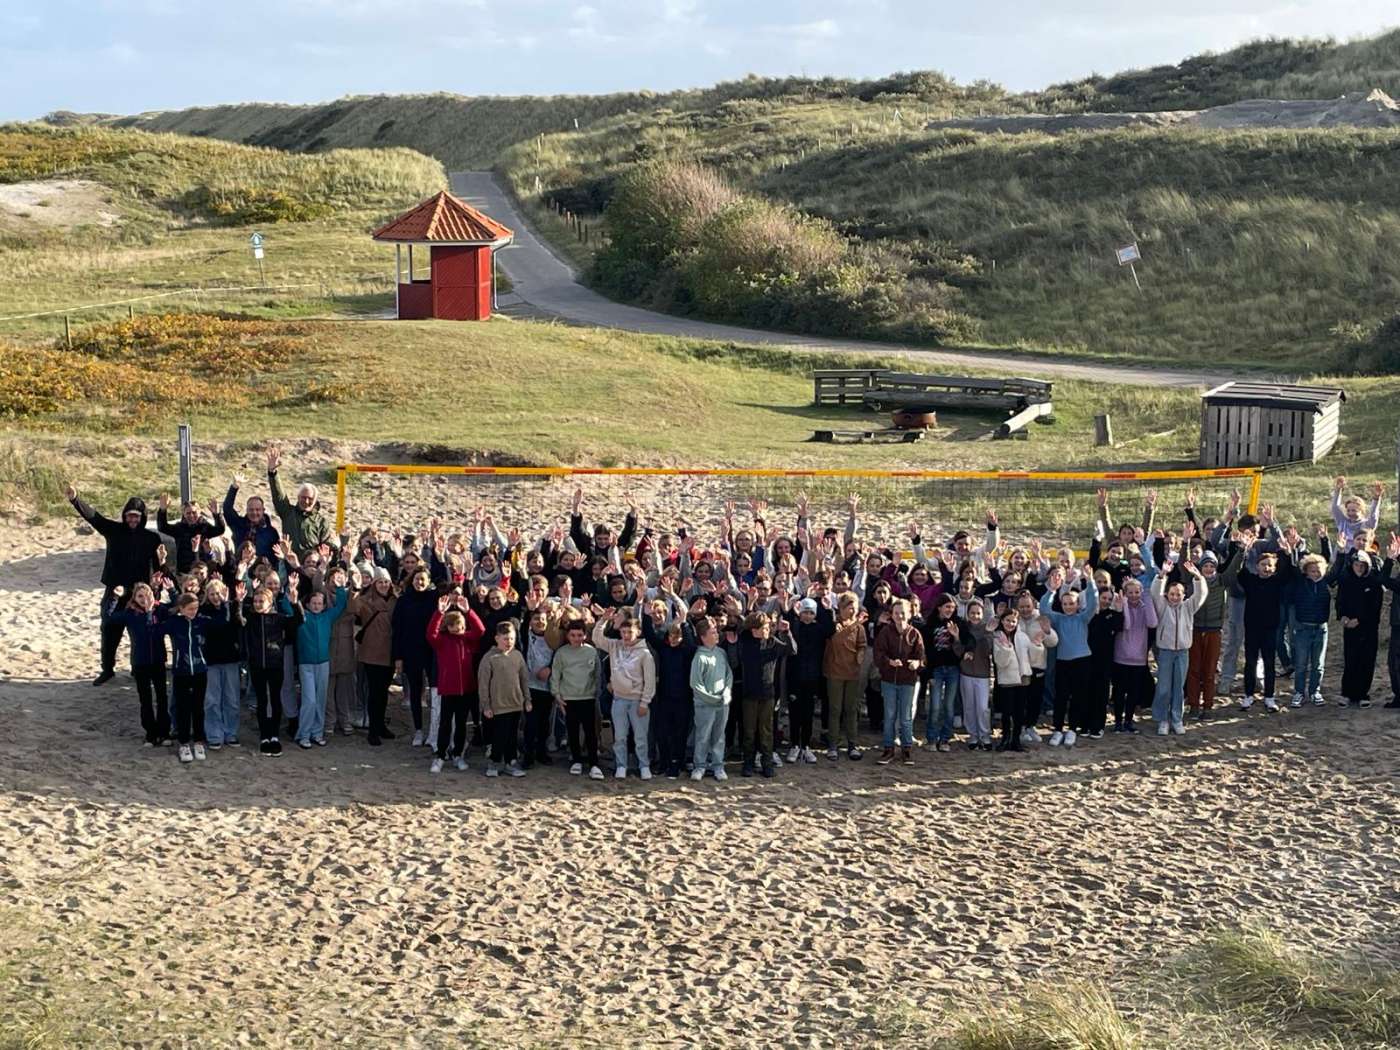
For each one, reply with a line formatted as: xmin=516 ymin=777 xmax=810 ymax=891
xmin=1201 ymin=381 xmax=1345 ymax=413
xmin=372 ymin=191 xmax=513 ymax=245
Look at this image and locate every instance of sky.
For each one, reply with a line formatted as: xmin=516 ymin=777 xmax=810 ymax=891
xmin=2 ymin=1 xmax=1395 ymax=120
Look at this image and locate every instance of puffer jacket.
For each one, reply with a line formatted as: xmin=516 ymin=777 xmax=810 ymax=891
xmin=592 ymin=620 xmax=657 ymax=702
xmin=991 ymin=629 xmax=1032 ymax=685
xmin=243 ymin=604 xmax=297 ymax=671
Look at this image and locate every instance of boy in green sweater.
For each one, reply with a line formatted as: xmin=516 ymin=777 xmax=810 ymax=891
xmin=550 ymin=621 xmax=604 ymax=779
xmin=478 ymin=621 xmax=531 ymax=778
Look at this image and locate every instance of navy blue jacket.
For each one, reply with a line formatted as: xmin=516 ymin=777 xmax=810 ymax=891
xmin=160 ymin=613 xmax=213 ymax=676
xmin=104 ymin=593 xmax=171 ymax=670
xmin=223 ymin=485 xmax=281 ymax=559
xmin=391 ymin=587 xmax=440 ymax=669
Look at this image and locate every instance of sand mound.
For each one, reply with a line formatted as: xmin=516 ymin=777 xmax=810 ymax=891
xmin=0 ymin=178 xmax=122 ymax=234
xmin=928 ymin=88 xmax=1400 ymax=135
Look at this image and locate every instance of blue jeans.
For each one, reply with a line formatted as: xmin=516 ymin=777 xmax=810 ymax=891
xmin=924 ymin=666 xmax=960 ymax=743
xmin=1152 ymin=649 xmax=1189 ymax=726
xmin=1292 ymin=621 xmax=1328 ymax=699
xmin=611 ymin=697 xmax=651 ymax=773
xmin=881 ymin=681 xmax=915 ymax=748
xmin=297 ymin=661 xmax=330 ymax=742
xmin=203 ymin=662 xmax=241 ymax=744
xmin=692 ymin=702 xmax=728 ymax=774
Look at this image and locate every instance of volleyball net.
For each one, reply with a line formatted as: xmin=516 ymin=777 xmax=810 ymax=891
xmin=332 ymin=464 xmax=1264 ymax=553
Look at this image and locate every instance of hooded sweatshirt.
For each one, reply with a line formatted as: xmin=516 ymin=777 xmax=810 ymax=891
xmin=690 ymin=644 xmax=734 ymax=706
xmin=1112 ymin=598 xmax=1158 ymax=666
xmin=592 ymin=620 xmax=657 ymax=703
xmin=73 ymin=495 xmax=165 ymax=589
xmin=550 ymin=642 xmax=600 ymax=701
xmin=1039 ymin=587 xmax=1099 ymax=660
xmin=1151 ymin=574 xmax=1209 ymax=650
xmin=104 ymin=592 xmax=171 ymax=669
xmin=1334 ymin=552 xmax=1384 ymax=628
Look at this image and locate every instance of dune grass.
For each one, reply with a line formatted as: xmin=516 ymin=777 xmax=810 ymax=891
xmin=0 ymin=124 xmax=445 ymax=336
xmin=1 ymin=313 xmax=1394 ymax=539
xmin=502 ymin=102 xmax=1400 ymax=372
xmin=862 ymin=925 xmax=1400 ymax=1050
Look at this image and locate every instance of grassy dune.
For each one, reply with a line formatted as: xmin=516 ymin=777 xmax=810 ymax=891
xmin=503 ymin=104 xmax=1400 ymax=371
xmin=0 ymin=124 xmax=445 ymax=334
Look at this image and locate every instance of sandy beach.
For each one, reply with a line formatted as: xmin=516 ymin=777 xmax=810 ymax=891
xmin=2 ymin=516 xmax=1399 ymax=1047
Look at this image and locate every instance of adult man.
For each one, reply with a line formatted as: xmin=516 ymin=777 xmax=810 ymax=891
xmin=65 ymin=482 xmax=166 ymax=685
xmin=156 ymin=494 xmax=226 ymax=574
xmin=266 ymin=446 xmax=335 ymax=559
xmin=568 ymin=486 xmax=636 ymax=564
xmin=223 ymin=474 xmax=280 ymax=558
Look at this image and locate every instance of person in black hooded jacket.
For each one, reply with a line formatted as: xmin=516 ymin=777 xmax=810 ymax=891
xmin=1332 ymin=549 xmax=1385 ymax=706
xmin=66 ymin=483 xmax=166 ymax=685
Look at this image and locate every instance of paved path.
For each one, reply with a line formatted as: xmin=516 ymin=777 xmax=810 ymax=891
xmin=451 ymin=171 xmax=1231 ymax=388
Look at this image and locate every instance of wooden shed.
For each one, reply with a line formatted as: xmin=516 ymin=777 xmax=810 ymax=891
xmin=1199 ymin=382 xmax=1345 ymax=467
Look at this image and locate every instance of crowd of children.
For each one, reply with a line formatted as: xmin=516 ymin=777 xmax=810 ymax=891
xmin=67 ymin=451 xmax=1400 ymax=778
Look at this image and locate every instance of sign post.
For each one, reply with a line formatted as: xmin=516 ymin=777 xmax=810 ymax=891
xmin=177 ymin=424 xmax=193 ymax=505
xmin=1116 ymin=242 xmax=1142 ymax=293
xmin=250 ymin=232 xmax=266 ymax=287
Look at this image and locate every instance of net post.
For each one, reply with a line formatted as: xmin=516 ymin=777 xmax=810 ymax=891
xmin=1246 ymin=469 xmax=1263 ymax=515
xmin=335 ymin=466 xmax=347 ymax=534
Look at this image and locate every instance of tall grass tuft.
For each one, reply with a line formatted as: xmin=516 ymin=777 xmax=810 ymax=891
xmin=950 ymin=982 xmax=1142 ymax=1050
xmin=1186 ymin=924 xmax=1400 ymax=1042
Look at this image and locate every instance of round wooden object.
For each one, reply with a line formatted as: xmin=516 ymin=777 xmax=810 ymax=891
xmin=892 ymin=409 xmax=937 ymax=430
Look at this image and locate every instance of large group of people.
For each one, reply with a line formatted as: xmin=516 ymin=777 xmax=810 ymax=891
xmin=69 ymin=448 xmax=1400 ymax=780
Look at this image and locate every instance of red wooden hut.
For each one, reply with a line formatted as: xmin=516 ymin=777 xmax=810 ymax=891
xmin=372 ymin=191 xmax=513 ymax=321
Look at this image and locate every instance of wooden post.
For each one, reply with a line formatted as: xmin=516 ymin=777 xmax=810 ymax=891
xmin=64 ymin=315 xmax=71 ymax=349
xmin=1094 ymin=413 xmax=1113 ymax=446
xmin=128 ymin=304 xmax=134 ymax=320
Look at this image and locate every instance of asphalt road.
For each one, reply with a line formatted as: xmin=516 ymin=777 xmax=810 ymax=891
xmin=450 ymin=170 xmax=1232 ymax=389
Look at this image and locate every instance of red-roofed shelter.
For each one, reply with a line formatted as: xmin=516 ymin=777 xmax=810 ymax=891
xmin=372 ymin=191 xmax=514 ymax=321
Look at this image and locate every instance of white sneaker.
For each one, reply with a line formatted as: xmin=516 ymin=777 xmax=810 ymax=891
xmin=455 ymin=756 xmax=468 ymax=771
xmin=588 ymin=766 xmax=604 ymax=780
xmin=785 ymin=746 xmax=801 ymax=764
xmin=771 ymin=752 xmax=783 ymax=768
xmin=507 ymin=761 xmax=526 ymax=778
xmin=1171 ymin=721 xmax=1186 ymax=735
xmin=485 ymin=764 xmax=498 ymax=777
xmin=430 ymin=758 xmax=443 ymax=773
xmin=412 ymin=730 xmax=425 ymax=748
xmin=178 ymin=744 xmax=193 ymax=764
xmin=1239 ymin=697 xmax=1255 ymax=710
xmin=1048 ymin=731 xmax=1063 ymax=747
xmin=1290 ymin=693 xmax=1305 ymax=708
xmin=1311 ymin=693 xmax=1325 ymax=706
xmin=826 ymin=747 xmax=840 ymax=760
xmin=192 ymin=743 xmax=207 ymax=761
xmin=1157 ymin=721 xmax=1170 ymax=736
xmin=1264 ymin=696 xmax=1280 ymax=712
xmin=614 ymin=767 xmax=627 ymax=780
xmin=714 ymin=769 xmax=728 ymax=781
xmin=569 ymin=762 xmax=583 ymax=776
xmin=1022 ymin=728 xmax=1040 ymax=745
xmin=1062 ymin=730 xmax=1077 ymax=747
xmin=639 ymin=767 xmax=653 ymax=781
xmin=801 ymin=748 xmax=818 ymax=764
xmin=690 ymin=768 xmax=705 ymax=781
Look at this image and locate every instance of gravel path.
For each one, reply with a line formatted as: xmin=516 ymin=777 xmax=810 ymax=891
xmin=451 ymin=171 xmax=1238 ymax=389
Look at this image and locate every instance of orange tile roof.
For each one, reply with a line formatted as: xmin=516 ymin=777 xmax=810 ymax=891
xmin=372 ymin=191 xmax=514 ymax=244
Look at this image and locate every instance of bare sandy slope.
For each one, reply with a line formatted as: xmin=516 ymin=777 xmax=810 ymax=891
xmin=2 ymin=521 xmax=1399 ymax=1047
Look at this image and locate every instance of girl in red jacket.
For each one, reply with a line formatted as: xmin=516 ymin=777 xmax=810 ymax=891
xmin=427 ymin=593 xmax=487 ymax=772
